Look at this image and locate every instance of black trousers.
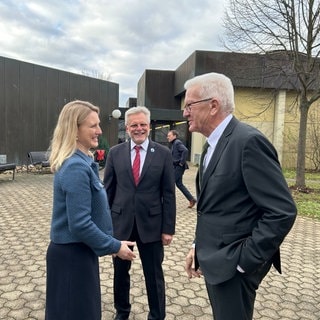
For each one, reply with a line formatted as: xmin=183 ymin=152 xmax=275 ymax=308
xmin=113 ymin=223 xmax=165 ymax=320
xmin=205 ymin=261 xmax=272 ymax=320
xmin=45 ymin=242 xmax=101 ymax=320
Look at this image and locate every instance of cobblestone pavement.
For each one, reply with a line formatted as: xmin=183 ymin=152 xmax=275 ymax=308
xmin=0 ymin=166 xmax=319 ymax=319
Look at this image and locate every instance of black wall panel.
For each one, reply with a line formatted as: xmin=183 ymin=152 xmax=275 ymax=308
xmin=0 ymin=56 xmax=119 ymax=165
xmin=20 ymin=62 xmax=35 ymax=163
xmin=34 ymin=65 xmax=48 ymax=156
xmin=0 ymin=58 xmax=6 ymax=156
xmin=4 ymin=59 xmax=20 ymax=163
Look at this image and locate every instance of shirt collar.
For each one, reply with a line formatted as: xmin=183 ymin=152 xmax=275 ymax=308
xmin=131 ymin=139 xmax=149 ymax=151
xmin=207 ymin=114 xmax=233 ymax=147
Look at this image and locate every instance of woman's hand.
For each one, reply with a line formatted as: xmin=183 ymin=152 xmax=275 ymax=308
xmin=116 ymin=241 xmax=136 ymax=260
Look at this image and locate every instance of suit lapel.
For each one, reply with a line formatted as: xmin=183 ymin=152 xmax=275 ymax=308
xmin=199 ymin=142 xmax=209 ymax=188
xmin=139 ymin=140 xmax=155 ymax=183
xmin=199 ymin=117 xmax=239 ymax=195
xmin=200 ymin=138 xmax=228 ymax=192
xmin=124 ymin=141 xmax=136 ymax=186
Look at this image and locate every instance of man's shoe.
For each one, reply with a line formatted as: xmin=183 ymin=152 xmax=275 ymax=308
xmin=188 ymin=199 xmax=196 ymax=208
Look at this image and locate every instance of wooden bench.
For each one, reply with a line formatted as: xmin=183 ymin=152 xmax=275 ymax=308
xmin=27 ymin=151 xmax=50 ymax=173
xmin=0 ymin=163 xmax=16 ymax=180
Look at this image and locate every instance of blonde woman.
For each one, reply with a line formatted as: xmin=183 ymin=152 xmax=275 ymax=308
xmin=45 ymin=100 xmax=135 ymax=320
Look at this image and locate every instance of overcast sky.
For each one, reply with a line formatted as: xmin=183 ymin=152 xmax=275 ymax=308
xmin=0 ymin=0 xmax=227 ymax=106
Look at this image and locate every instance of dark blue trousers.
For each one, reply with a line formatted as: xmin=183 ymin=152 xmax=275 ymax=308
xmin=45 ymin=242 xmax=101 ymax=320
xmin=174 ymin=165 xmax=194 ymax=201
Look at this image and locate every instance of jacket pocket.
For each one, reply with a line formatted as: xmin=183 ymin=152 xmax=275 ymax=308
xmin=111 ymin=204 xmax=122 ymax=215
xmin=222 ymin=232 xmax=251 ymax=245
xmin=149 ymin=206 xmax=162 ymax=216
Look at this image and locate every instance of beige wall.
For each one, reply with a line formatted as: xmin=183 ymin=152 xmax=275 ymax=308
xmin=282 ymin=93 xmax=320 ymax=169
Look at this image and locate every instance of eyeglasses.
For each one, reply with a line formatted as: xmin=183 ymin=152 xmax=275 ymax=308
xmin=129 ymin=123 xmax=149 ymax=129
xmin=184 ymin=98 xmax=212 ymax=112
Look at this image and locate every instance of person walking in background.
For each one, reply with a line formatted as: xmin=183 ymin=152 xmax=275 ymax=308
xmin=45 ymin=100 xmax=136 ymax=320
xmin=103 ymin=106 xmax=176 ymax=320
xmin=167 ymin=129 xmax=197 ymax=208
xmin=183 ymin=73 xmax=297 ymax=320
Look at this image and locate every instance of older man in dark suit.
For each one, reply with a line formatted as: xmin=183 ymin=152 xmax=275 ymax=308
xmin=183 ymin=72 xmax=297 ymax=320
xmin=167 ymin=129 xmax=197 ymax=208
xmin=104 ymin=106 xmax=176 ymax=320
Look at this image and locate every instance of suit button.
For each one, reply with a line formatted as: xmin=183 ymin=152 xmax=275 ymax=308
xmin=197 ymin=211 xmax=202 ymax=216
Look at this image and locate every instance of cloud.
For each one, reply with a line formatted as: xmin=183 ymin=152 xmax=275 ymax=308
xmin=0 ymin=0 xmax=226 ymax=105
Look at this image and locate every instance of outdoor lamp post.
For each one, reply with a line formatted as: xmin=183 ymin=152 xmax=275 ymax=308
xmin=109 ymin=109 xmax=121 ymax=121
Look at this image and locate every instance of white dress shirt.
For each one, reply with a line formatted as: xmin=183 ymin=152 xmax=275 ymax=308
xmin=203 ymin=114 xmax=233 ymax=170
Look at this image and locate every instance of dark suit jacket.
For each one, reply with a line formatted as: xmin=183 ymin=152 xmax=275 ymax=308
xmin=103 ymin=139 xmax=176 ymax=243
xmin=171 ymin=139 xmax=189 ymax=169
xmin=195 ymin=117 xmax=297 ymax=285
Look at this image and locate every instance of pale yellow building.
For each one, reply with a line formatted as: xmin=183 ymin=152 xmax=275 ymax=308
xmin=186 ymin=88 xmax=320 ymax=170
xmin=137 ymin=50 xmax=320 ymax=170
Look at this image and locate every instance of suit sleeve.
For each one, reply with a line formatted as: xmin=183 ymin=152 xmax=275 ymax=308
xmin=161 ymin=148 xmax=176 ymax=235
xmin=238 ymin=134 xmax=297 ymax=273
xmin=103 ymin=149 xmax=116 ymax=205
xmin=176 ymin=141 xmax=188 ymax=165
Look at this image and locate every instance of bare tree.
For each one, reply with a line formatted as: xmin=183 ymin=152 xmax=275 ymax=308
xmin=223 ymin=0 xmax=320 ymax=189
xmin=81 ymin=69 xmax=112 ymax=81
xmin=306 ymin=109 xmax=320 ymax=170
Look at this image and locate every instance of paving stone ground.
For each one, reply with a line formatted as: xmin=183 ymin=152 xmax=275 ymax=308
xmin=0 ymin=166 xmax=319 ymax=319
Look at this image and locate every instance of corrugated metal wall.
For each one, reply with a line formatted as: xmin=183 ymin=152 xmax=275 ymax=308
xmin=0 ymin=56 xmax=119 ymax=165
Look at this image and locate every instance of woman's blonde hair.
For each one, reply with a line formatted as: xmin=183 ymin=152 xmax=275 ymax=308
xmin=49 ymin=100 xmax=100 ymax=172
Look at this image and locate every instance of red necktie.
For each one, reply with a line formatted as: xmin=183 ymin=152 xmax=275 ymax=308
xmin=132 ymin=145 xmax=141 ymax=185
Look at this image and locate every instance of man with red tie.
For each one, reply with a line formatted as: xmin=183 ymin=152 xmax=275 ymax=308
xmin=103 ymin=106 xmax=176 ymax=320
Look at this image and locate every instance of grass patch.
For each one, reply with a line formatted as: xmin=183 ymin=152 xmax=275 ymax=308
xmin=283 ymin=169 xmax=320 ymax=220
xmin=283 ymin=168 xmax=320 ymax=181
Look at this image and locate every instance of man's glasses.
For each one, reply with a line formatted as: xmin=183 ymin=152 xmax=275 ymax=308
xmin=184 ymin=98 xmax=212 ymax=112
xmin=129 ymin=123 xmax=149 ymax=129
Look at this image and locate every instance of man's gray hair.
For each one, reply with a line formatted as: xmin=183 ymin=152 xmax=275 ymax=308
xmin=125 ymin=106 xmax=151 ymax=125
xmin=184 ymin=72 xmax=235 ymax=113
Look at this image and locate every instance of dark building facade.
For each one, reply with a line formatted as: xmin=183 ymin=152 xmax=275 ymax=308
xmin=0 ymin=56 xmax=119 ymax=165
xmin=2 ymin=51 xmax=317 ymax=167
xmin=136 ymin=69 xmax=189 ymax=149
